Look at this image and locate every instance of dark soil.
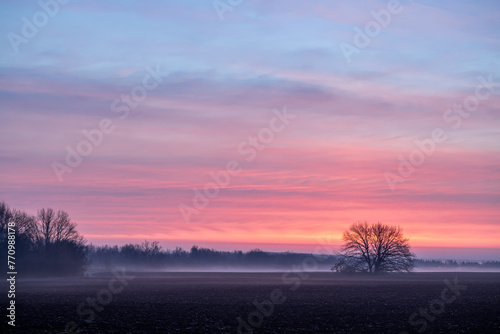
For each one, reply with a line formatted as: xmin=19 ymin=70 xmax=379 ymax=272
xmin=2 ymin=272 xmax=499 ymax=333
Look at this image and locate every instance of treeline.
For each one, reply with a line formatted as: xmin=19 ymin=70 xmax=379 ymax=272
xmin=0 ymin=201 xmax=338 ymax=276
xmin=0 ymin=201 xmax=86 ymax=276
xmin=87 ymin=241 xmax=337 ymax=271
xmin=87 ymin=245 xmax=500 ymax=272
xmin=414 ymin=259 xmax=500 ymax=269
xmin=2 ymin=201 xmax=499 ymax=276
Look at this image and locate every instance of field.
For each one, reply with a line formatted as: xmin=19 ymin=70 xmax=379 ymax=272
xmin=2 ymin=272 xmax=500 ymax=333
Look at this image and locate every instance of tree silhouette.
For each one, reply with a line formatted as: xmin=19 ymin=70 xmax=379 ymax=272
xmin=334 ymin=222 xmax=415 ymax=273
xmin=0 ymin=201 xmax=86 ymax=276
xmin=36 ymin=208 xmax=82 ymax=249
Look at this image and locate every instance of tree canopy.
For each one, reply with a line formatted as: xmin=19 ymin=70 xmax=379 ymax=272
xmin=0 ymin=201 xmax=86 ymax=276
xmin=334 ymin=222 xmax=415 ymax=273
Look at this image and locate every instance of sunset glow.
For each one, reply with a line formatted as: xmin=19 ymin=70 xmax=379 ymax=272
xmin=1 ymin=0 xmax=499 ymax=260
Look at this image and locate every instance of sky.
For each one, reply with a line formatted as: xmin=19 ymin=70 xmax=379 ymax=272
xmin=0 ymin=0 xmax=499 ymax=260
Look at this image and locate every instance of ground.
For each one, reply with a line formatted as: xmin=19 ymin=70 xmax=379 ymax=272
xmin=1 ymin=272 xmax=499 ymax=333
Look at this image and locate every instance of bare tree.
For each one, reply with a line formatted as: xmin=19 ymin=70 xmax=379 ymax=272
xmin=37 ymin=208 xmax=56 ymax=248
xmin=335 ymin=222 xmax=415 ymax=273
xmin=1 ymin=202 xmax=87 ymax=276
xmin=52 ymin=210 xmax=81 ymax=245
xmin=141 ymin=240 xmax=162 ymax=258
xmin=12 ymin=209 xmax=37 ymax=246
xmin=36 ymin=208 xmax=83 ymax=250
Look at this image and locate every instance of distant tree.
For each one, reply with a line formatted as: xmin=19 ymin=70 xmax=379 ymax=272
xmin=334 ymin=222 xmax=415 ymax=274
xmin=142 ymin=240 xmax=162 ymax=256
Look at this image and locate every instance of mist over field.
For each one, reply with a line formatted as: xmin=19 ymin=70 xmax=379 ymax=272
xmin=85 ymin=265 xmax=500 ymax=273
